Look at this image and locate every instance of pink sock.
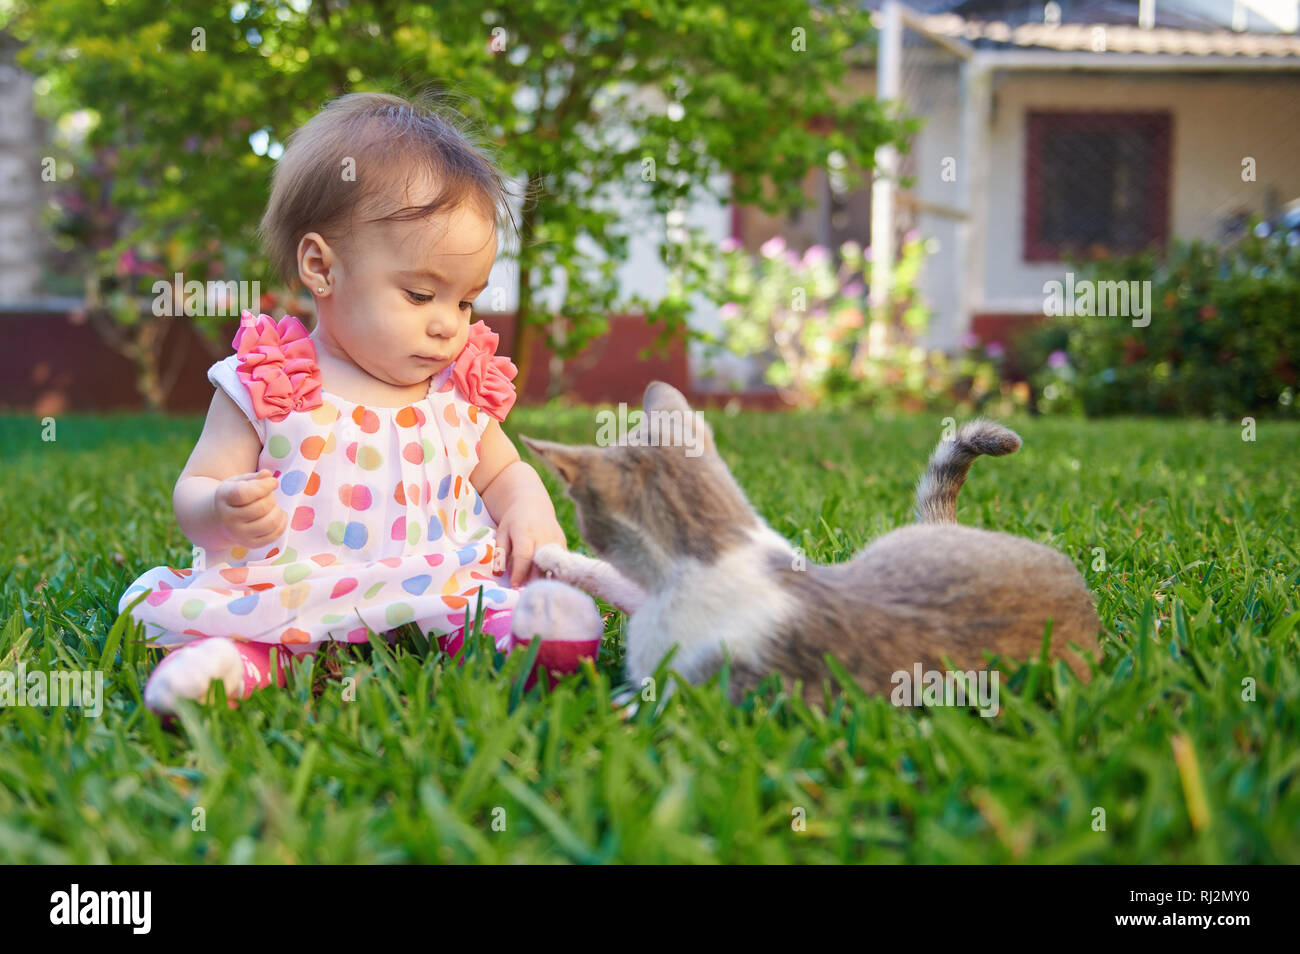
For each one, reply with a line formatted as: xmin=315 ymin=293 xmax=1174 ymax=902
xmin=226 ymin=639 xmax=293 ymax=699
xmin=161 ymin=636 xmax=292 ymax=708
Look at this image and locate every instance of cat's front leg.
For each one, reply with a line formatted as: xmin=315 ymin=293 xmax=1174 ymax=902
xmin=532 ymin=543 xmax=648 ymax=614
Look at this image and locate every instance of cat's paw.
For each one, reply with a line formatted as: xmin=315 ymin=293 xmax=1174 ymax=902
xmin=530 ymin=542 xmax=569 ymax=578
xmin=143 ymin=637 xmax=246 ymax=716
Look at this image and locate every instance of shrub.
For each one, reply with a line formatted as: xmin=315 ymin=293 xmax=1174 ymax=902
xmin=1022 ymin=225 xmax=1300 ymax=418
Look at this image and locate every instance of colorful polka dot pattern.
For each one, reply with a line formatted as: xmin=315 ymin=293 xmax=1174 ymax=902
xmin=118 ymin=354 xmax=512 ymax=649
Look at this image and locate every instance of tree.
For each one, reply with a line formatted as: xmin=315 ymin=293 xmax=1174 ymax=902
xmin=14 ymin=0 xmax=901 ymax=400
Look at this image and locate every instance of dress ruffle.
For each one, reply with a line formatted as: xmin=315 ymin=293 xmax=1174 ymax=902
xmin=451 ymin=320 xmax=517 ymax=421
xmin=233 ymin=310 xmax=323 ymax=422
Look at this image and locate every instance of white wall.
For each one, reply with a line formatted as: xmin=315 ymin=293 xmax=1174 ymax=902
xmin=0 ymin=63 xmax=40 ymax=304
xmin=979 ymin=70 xmax=1300 ymax=314
xmin=901 ymin=58 xmax=966 ymax=348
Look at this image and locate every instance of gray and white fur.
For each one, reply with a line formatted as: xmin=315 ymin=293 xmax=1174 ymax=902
xmin=524 ymin=382 xmax=1101 ymax=707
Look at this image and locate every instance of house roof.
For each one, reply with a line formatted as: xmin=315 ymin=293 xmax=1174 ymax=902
xmin=916 ymin=13 xmax=1300 ymax=55
xmin=886 ymin=0 xmax=1298 ymax=33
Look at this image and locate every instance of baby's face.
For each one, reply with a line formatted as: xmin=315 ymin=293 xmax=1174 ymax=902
xmin=326 ymin=199 xmax=497 ymax=388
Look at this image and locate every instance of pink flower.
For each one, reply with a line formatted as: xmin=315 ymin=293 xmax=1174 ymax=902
xmin=803 ymin=244 xmax=831 ymax=267
xmin=231 ymin=310 xmax=322 ymax=422
xmin=115 ymin=248 xmax=163 ymax=277
xmin=760 ymin=235 xmax=787 ymax=259
xmin=114 ymin=248 xmax=138 ymax=276
xmin=452 ymin=320 xmax=518 ymax=422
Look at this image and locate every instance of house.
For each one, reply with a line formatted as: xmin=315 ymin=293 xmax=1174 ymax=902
xmin=724 ymin=0 xmax=1300 ymax=379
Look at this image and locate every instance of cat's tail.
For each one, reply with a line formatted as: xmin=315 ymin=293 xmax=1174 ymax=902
xmin=914 ymin=420 xmax=1021 ymax=524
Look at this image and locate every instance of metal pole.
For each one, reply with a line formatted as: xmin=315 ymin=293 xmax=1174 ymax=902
xmin=867 ymin=0 xmax=902 ymax=363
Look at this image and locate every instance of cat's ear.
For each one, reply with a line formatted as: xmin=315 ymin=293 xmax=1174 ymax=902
xmin=642 ymin=381 xmax=691 ymax=415
xmin=641 ymin=381 xmax=715 ymax=456
xmin=519 ymin=435 xmax=589 ymax=486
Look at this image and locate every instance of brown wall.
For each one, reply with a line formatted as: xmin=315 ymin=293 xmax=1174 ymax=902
xmin=0 ymin=310 xmax=781 ymax=415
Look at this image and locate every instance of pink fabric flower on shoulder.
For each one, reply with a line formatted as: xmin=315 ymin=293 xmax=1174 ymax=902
xmin=231 ymin=310 xmax=323 ymax=422
xmin=451 ymin=320 xmax=518 ymax=422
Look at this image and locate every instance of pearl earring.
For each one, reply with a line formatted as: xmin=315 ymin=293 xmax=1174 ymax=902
xmin=317 ymin=287 xmax=325 ymax=294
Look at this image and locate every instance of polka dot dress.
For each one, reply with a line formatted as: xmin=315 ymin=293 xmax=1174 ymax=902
xmin=118 ymin=352 xmax=518 ymax=654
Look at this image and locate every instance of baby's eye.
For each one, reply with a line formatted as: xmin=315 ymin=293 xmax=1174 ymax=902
xmin=459 ymin=301 xmax=473 ymax=311
xmin=404 ymin=290 xmax=433 ymax=304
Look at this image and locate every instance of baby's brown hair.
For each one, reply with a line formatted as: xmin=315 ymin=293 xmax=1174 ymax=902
xmin=258 ymin=90 xmax=516 ymax=287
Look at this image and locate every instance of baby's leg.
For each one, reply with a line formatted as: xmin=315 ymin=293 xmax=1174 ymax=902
xmin=143 ymin=636 xmax=295 ymax=717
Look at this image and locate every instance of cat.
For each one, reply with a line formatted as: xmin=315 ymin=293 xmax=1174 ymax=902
xmin=520 ymin=382 xmax=1101 ymax=708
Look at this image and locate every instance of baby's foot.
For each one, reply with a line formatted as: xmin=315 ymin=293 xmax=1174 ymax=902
xmin=510 ymin=579 xmax=603 ymax=688
xmin=143 ymin=637 xmax=291 ymax=718
xmin=143 ymin=637 xmax=247 ymax=716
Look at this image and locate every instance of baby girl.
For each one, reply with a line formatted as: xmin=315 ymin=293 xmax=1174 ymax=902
xmin=117 ymin=92 xmax=604 ymax=715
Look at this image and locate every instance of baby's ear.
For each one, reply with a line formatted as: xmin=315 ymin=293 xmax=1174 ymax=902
xmin=519 ymin=435 xmax=590 ymax=486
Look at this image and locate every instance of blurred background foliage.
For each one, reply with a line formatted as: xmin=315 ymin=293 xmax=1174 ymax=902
xmin=8 ymin=0 xmax=901 ymax=404
xmin=677 ymin=229 xmax=1025 ymax=415
xmin=1023 ymin=222 xmax=1300 ymax=419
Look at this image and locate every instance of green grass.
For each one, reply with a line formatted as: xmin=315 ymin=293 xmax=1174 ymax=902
xmin=0 ymin=407 xmax=1297 ymax=863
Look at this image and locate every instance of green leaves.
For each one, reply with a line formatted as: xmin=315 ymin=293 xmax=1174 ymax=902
xmin=21 ymin=0 xmax=904 ymax=395
xmin=1024 ymin=222 xmax=1300 ymax=418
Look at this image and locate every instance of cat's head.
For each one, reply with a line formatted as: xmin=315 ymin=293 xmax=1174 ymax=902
xmin=520 ymin=382 xmax=760 ymax=589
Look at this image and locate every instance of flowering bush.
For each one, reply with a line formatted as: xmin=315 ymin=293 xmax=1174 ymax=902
xmin=1029 ymin=348 xmax=1086 ymax=417
xmin=685 ymin=231 xmax=1023 ymax=414
xmin=1022 ymin=222 xmax=1300 ymax=417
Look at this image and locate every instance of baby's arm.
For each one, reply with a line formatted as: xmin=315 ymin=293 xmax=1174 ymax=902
xmin=141 ymin=390 xmax=290 ymax=716
xmin=174 ymin=389 xmax=286 ymax=550
xmin=470 ymin=418 xmax=566 ymax=586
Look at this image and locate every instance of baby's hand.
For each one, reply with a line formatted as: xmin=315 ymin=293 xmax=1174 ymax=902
xmin=213 ymin=469 xmax=286 ymax=549
xmin=492 ymin=508 xmax=568 ymax=588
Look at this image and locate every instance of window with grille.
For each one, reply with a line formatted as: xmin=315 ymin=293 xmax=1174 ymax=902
xmin=1023 ymin=111 xmax=1172 ymax=262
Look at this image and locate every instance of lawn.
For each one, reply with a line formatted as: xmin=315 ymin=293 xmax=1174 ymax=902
xmin=0 ymin=407 xmax=1296 ymax=863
